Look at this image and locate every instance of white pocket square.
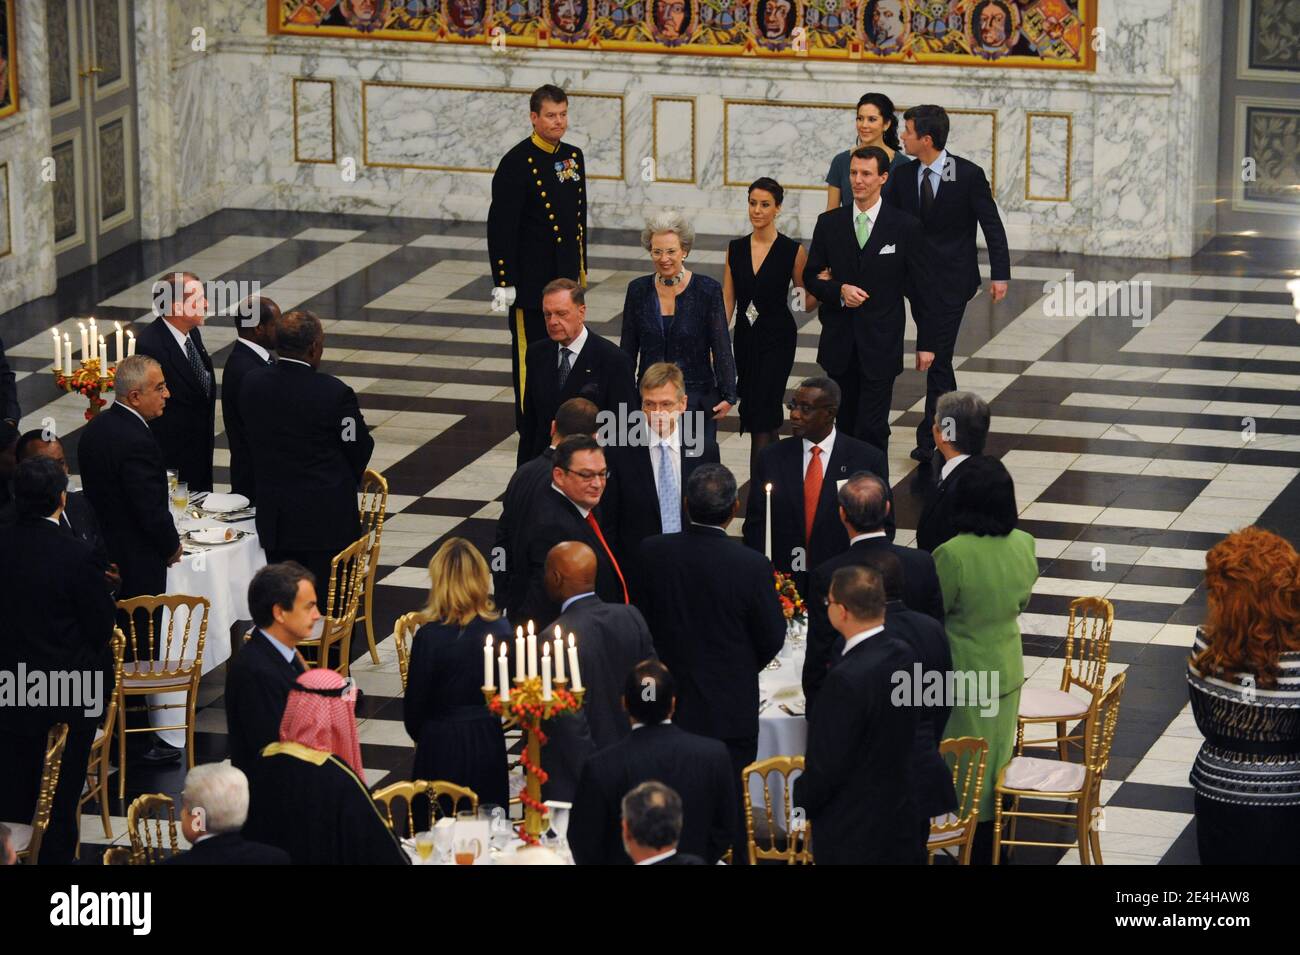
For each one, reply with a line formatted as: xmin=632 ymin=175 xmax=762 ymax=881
xmin=879 ymin=244 xmax=896 ymax=255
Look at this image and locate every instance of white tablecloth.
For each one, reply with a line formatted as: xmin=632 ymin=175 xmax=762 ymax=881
xmin=150 ymin=515 xmax=265 ymax=746
xmin=751 ymin=638 xmax=809 ymax=821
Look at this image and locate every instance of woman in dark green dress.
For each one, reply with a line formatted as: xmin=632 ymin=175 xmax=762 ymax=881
xmin=825 ymin=92 xmax=911 ymax=210
xmin=723 ymin=178 xmax=815 ymax=474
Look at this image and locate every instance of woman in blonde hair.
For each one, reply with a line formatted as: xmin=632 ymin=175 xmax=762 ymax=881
xmin=1188 ymin=526 xmax=1300 ymax=864
xmin=403 ymin=538 xmax=510 ymax=817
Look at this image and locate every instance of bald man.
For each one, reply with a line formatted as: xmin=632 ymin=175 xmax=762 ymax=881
xmin=544 ymin=541 xmax=655 ymax=751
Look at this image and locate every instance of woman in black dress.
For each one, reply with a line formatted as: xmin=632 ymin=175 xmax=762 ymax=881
xmin=723 ymin=177 xmax=816 ymax=474
xmin=403 ymin=537 xmax=511 ymax=823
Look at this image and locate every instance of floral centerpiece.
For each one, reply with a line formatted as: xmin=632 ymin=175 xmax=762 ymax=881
xmin=774 ymin=570 xmax=807 ymax=625
xmin=55 ymin=358 xmax=115 ymax=420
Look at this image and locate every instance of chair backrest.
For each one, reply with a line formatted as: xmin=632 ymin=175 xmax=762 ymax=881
xmin=323 ymin=533 xmax=371 ymax=624
xmin=427 ymin=781 xmax=479 ymax=820
xmin=126 ymin=793 xmax=181 ymax=865
xmin=392 ymin=611 xmax=422 ymax=693
xmin=1062 ymin=596 xmax=1114 ymax=698
xmin=742 ymin=756 xmax=813 ymax=865
xmin=359 ymin=468 xmax=389 ymax=557
xmin=101 ymin=628 xmax=126 ymax=737
xmin=939 ymin=736 xmax=989 ymax=830
xmin=101 ymin=846 xmax=131 ymax=865
xmin=1084 ymin=672 xmax=1127 ymax=786
xmin=23 ymin=723 xmax=70 ymax=864
xmin=116 ymin=594 xmax=210 ymax=677
xmin=373 ymin=780 xmax=480 ymax=837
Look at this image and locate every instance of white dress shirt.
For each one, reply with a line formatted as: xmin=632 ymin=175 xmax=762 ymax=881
xmin=161 ymin=317 xmax=195 ymax=354
xmin=850 ymin=531 xmax=888 ymax=544
xmin=636 ymin=848 xmax=678 ymax=865
xmin=559 ymin=325 xmax=589 ymax=369
xmin=852 ymin=194 xmax=883 ymax=235
xmin=649 ymin=422 xmax=682 ymax=508
xmin=236 ymin=337 xmax=272 ymax=363
xmin=940 ymin=453 xmax=970 ymax=483
xmin=115 ymin=402 xmax=149 ymax=428
xmin=802 ymin=428 xmax=837 ymax=479
xmin=841 ymin=623 xmax=886 ymax=657
xmin=278 ymin=357 xmax=312 ymax=369
xmin=561 ymin=591 xmax=596 ymax=613
xmin=258 ymin=628 xmax=296 ymax=665
xmin=918 ymin=149 xmax=948 ymax=200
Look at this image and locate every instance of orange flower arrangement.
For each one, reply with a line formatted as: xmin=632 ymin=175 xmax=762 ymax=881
xmin=774 ymin=570 xmax=807 ymax=623
xmin=55 ymin=360 xmax=116 ymax=421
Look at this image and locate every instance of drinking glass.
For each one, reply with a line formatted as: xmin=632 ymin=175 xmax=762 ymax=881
xmin=171 ymin=480 xmax=189 ymax=511
xmin=414 ymin=831 xmax=435 ymax=863
xmin=433 ymin=819 xmax=455 ymax=864
xmin=166 ymin=469 xmax=179 ymax=494
xmin=481 ymin=804 xmax=511 ymax=852
xmin=454 ymin=836 xmax=482 ymax=866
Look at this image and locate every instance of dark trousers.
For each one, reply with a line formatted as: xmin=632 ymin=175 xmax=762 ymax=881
xmin=0 ymin=719 xmax=96 ymax=864
xmin=855 ymin=378 xmax=896 ymax=455
xmin=267 ymin=549 xmax=336 ymax=603
xmin=723 ymin=734 xmax=758 ymax=865
xmin=1195 ymin=792 xmax=1300 ymax=865
xmin=914 ymin=302 xmax=965 ymax=450
xmin=685 ymin=385 xmax=720 ymax=449
xmin=508 ymin=305 xmax=547 ymax=435
xmin=829 ymin=363 xmax=860 ymax=439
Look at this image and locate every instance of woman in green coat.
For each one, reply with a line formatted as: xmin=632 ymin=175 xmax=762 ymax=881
xmin=932 ymin=456 xmax=1037 ymax=861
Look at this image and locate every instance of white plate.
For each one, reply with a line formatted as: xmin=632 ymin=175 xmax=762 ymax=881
xmin=201 ymin=493 xmax=250 ymax=513
xmin=190 ymin=527 xmax=241 ymax=545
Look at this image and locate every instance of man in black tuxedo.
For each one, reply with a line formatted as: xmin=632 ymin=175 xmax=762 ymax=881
xmin=621 ymin=781 xmax=705 ymax=865
xmin=792 ymin=565 xmax=926 ymax=865
xmin=222 ymin=295 xmax=279 ymax=503
xmin=742 ymin=377 xmax=892 ymax=593
xmin=493 ymin=396 xmax=598 ymax=611
xmin=0 ymin=421 xmax=16 ymax=516
xmin=804 ymin=145 xmax=935 ymax=452
xmin=517 ymin=278 xmax=637 ymax=466
xmin=78 ymin=355 xmax=183 ymax=602
xmin=11 ymin=431 xmax=117 ymax=590
xmin=240 ymin=310 xmax=374 ymax=591
xmin=138 ymin=271 xmax=217 ymax=491
xmin=639 ymin=463 xmax=785 ymax=851
xmin=164 ymin=763 xmax=290 ymax=865
xmin=915 ymin=390 xmax=989 ymax=553
xmin=570 ymin=661 xmax=736 ymax=865
xmin=544 ymin=541 xmax=655 ymax=750
xmin=510 ymin=435 xmax=629 ymax=627
xmin=887 ymin=105 xmax=1010 ymax=463
xmin=604 ymin=362 xmax=719 ymax=604
xmin=0 ymin=458 xmax=116 ymax=864
xmin=225 ymin=563 xmax=316 ymax=773
xmin=804 ymin=470 xmax=944 ymax=714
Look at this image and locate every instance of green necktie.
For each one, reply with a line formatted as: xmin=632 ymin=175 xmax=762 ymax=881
xmin=855 ymin=211 xmax=871 ymax=248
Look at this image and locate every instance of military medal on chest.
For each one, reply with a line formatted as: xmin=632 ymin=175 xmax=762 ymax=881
xmin=554 ymin=157 xmax=582 ymax=183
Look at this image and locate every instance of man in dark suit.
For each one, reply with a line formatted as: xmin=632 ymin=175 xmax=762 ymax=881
xmin=570 ymin=661 xmax=736 ymax=865
xmin=604 ymin=361 xmax=719 ymax=604
xmin=222 ymin=295 xmax=279 ymax=503
xmin=621 ymin=781 xmax=705 ymax=865
xmin=0 ymin=421 xmax=16 ymax=516
xmin=544 ymin=541 xmax=655 ymax=750
xmin=804 ymin=145 xmax=934 ymax=451
xmin=240 ymin=310 xmax=374 ymax=591
xmin=640 ymin=464 xmax=785 ymax=855
xmin=517 ymin=278 xmax=638 ymax=465
xmin=792 ymin=565 xmax=926 ymax=865
xmin=742 ymin=377 xmax=892 ymax=593
xmin=493 ymin=396 xmax=598 ymax=611
xmin=803 ymin=470 xmax=943 ymax=713
xmin=224 ymin=563 xmax=317 ymax=772
xmin=886 ymin=105 xmax=1010 ymax=463
xmin=0 ymin=457 xmax=116 ymax=864
xmin=915 ymin=390 xmax=989 ymax=552
xmin=78 ymin=355 xmax=182 ymax=602
xmin=138 ymin=271 xmax=217 ymax=491
xmin=0 ymin=335 xmax=18 ymax=427
xmin=164 ymin=763 xmax=291 ymax=865
xmin=510 ymin=434 xmax=628 ymax=628
xmin=488 ymin=85 xmax=588 ymax=437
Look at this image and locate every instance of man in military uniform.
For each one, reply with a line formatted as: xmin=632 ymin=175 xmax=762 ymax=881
xmin=488 ymin=84 xmax=589 ymax=437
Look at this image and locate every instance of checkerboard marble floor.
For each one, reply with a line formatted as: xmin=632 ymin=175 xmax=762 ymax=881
xmin=5 ymin=210 xmax=1299 ymax=864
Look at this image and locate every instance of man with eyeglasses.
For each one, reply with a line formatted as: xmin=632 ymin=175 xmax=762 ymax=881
xmin=512 ymin=434 xmax=629 ymax=627
xmin=742 ymin=376 xmax=891 ymax=593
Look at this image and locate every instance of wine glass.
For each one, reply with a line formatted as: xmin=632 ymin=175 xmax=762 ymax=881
xmin=166 ymin=469 xmax=179 ymax=495
xmin=171 ymin=480 xmax=189 ymax=512
xmin=481 ymin=804 xmax=511 ymax=852
xmin=414 ymin=831 xmax=435 ymax=864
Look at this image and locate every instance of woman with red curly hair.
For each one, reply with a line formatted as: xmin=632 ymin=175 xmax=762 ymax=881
xmin=1188 ymin=526 xmax=1300 ymax=864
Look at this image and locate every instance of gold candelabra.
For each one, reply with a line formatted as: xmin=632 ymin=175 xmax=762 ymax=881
xmin=54 ymin=357 xmax=116 ymax=421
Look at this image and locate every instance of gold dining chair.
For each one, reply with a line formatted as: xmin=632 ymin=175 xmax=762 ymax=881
xmin=742 ymin=756 xmax=813 ymax=865
xmin=4 ymin=723 xmax=69 ymax=864
xmin=126 ymin=793 xmax=181 ymax=865
xmin=391 ymin=611 xmax=422 ymax=693
xmin=115 ymin=595 xmax=210 ymax=801
xmin=1017 ymin=596 xmax=1114 ymax=760
xmin=357 ymin=469 xmax=390 ymax=665
xmin=993 ymin=672 xmax=1127 ymax=865
xmin=80 ymin=628 xmax=126 ymax=837
xmin=928 ymin=737 xmax=988 ymax=865
xmin=374 ymin=780 xmax=480 ymax=837
xmin=298 ymin=533 xmax=370 ymax=677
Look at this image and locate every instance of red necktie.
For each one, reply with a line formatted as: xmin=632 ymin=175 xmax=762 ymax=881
xmin=804 ymin=445 xmax=823 ymax=543
xmin=586 ymin=511 xmax=629 ymax=604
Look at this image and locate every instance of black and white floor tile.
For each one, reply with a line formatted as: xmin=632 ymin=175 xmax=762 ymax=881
xmin=5 ymin=210 xmax=1298 ymax=864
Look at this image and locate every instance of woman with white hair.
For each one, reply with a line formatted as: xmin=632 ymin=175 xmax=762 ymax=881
xmin=620 ymin=209 xmax=737 ymax=445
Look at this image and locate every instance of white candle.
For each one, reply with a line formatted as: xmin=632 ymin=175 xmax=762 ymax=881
xmin=567 ymin=634 xmax=583 ymax=692
xmin=127 ymin=331 xmax=136 ymax=356
xmin=115 ymin=322 xmax=123 ymax=364
xmin=515 ymin=626 xmax=525 ymax=682
xmin=78 ymin=323 xmax=88 ymax=360
xmin=53 ymin=329 xmax=61 ymax=371
xmin=89 ymin=318 xmax=97 ymax=360
xmin=63 ymin=335 xmax=72 ymax=374
xmin=764 ymin=483 xmax=773 ymax=560
xmin=98 ymin=336 xmax=107 ymax=371
xmin=484 ymin=636 xmax=494 ymax=689
xmin=527 ymin=628 xmax=538 ymax=680
xmin=498 ymin=643 xmax=510 ymax=702
xmin=542 ymin=644 xmax=553 ymax=701
xmin=554 ymin=625 xmax=565 ymax=682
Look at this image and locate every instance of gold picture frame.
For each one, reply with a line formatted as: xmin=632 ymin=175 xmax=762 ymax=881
xmin=0 ymin=1 xmax=18 ymax=122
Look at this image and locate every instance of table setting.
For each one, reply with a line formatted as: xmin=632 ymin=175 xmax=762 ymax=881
xmin=400 ymin=802 xmax=575 ymax=865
